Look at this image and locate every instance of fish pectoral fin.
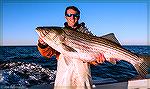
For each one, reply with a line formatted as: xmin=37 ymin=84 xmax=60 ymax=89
xmin=62 ymin=43 xmax=77 ymax=52
xmin=107 ymin=58 xmax=119 ymax=64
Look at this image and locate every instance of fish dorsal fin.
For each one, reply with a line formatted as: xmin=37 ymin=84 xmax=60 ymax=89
xmin=100 ymin=33 xmax=121 ymax=45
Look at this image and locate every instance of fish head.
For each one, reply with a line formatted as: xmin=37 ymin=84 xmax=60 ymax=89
xmin=36 ymin=27 xmax=66 ymax=45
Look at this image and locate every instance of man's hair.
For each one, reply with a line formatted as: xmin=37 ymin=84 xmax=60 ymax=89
xmin=65 ymin=6 xmax=80 ymax=16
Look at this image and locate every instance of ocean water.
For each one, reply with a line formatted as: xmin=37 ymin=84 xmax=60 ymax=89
xmin=0 ymin=45 xmax=150 ymax=88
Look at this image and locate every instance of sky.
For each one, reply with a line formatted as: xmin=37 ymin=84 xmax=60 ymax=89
xmin=2 ymin=2 xmax=149 ymax=46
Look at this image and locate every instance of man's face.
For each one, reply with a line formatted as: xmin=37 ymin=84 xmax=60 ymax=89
xmin=65 ymin=9 xmax=80 ymax=27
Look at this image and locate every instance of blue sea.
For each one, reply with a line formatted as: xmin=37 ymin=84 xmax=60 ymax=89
xmin=0 ymin=45 xmax=150 ymax=88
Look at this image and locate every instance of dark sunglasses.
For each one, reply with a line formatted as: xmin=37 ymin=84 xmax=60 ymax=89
xmin=65 ymin=14 xmax=80 ymax=17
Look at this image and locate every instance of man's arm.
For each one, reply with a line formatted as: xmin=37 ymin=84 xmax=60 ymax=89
xmin=37 ymin=37 xmax=60 ymax=59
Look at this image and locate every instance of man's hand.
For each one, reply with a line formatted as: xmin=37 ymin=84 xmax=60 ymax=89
xmin=38 ymin=37 xmax=49 ymax=49
xmin=38 ymin=37 xmax=47 ymax=45
xmin=89 ymin=53 xmax=106 ymax=65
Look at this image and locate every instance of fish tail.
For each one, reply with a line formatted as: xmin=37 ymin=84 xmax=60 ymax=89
xmin=138 ymin=62 xmax=148 ymax=78
xmin=134 ymin=58 xmax=148 ymax=78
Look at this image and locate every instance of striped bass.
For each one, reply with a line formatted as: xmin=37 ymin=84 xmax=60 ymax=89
xmin=36 ymin=26 xmax=149 ymax=78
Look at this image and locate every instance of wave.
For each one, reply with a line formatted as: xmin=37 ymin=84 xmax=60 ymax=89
xmin=0 ymin=62 xmax=56 ymax=88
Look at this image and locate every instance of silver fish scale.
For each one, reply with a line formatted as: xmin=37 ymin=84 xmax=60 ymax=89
xmin=62 ymin=29 xmax=148 ymax=77
xmin=63 ymin=29 xmax=139 ymax=60
xmin=36 ymin=27 xmax=148 ymax=78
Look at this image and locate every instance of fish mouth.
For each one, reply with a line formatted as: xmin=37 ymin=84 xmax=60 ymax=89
xmin=36 ymin=27 xmax=66 ymax=45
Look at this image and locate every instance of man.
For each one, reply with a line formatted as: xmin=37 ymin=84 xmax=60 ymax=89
xmin=37 ymin=6 xmax=105 ymax=89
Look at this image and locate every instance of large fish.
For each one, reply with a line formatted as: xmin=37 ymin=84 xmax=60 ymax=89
xmin=36 ymin=26 xmax=149 ymax=78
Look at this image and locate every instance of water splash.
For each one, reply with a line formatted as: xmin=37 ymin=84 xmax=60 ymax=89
xmin=0 ymin=62 xmax=56 ymax=88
